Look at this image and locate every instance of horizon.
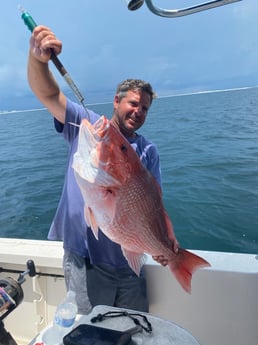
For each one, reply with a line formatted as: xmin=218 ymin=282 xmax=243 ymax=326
xmin=1 ymin=85 xmax=257 ymax=114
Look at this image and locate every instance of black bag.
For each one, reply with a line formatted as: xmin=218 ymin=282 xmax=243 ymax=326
xmin=63 ymin=324 xmax=132 ymax=345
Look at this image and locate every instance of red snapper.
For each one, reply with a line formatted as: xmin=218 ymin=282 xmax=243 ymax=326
xmin=72 ymin=116 xmax=210 ymax=293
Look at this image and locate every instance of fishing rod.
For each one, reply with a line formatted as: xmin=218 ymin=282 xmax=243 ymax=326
xmin=19 ymin=6 xmax=90 ymax=118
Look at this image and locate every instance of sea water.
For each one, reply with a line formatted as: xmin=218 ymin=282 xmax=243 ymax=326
xmin=0 ymin=87 xmax=257 ymax=254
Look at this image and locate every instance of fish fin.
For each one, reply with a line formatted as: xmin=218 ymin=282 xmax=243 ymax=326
xmin=121 ymin=248 xmax=146 ymax=276
xmin=84 ymin=207 xmax=99 ymax=239
xmin=168 ymin=249 xmax=211 ymax=294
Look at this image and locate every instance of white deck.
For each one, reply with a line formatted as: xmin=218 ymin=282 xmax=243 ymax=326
xmin=0 ymin=238 xmax=257 ymax=345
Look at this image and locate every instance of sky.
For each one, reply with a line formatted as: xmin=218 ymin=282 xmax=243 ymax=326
xmin=0 ymin=0 xmax=258 ymax=110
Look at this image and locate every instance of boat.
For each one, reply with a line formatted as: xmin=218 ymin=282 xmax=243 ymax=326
xmin=0 ymin=238 xmax=257 ymax=345
xmin=1 ymin=1 xmax=257 ymax=344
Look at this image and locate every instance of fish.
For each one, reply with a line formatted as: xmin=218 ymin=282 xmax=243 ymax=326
xmin=72 ymin=116 xmax=210 ymax=293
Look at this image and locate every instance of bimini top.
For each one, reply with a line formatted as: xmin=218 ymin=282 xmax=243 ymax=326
xmin=126 ymin=0 xmax=242 ymax=18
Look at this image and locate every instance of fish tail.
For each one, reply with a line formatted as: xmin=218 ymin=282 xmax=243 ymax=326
xmin=168 ymin=249 xmax=210 ymax=293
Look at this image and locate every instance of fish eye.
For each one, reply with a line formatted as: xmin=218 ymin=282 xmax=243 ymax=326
xmin=120 ymin=144 xmax=127 ymax=152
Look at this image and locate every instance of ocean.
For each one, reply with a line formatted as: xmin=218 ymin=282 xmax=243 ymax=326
xmin=0 ymin=87 xmax=257 ymax=254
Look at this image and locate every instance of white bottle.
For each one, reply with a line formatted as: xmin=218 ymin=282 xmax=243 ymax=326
xmin=54 ymin=290 xmax=78 ymax=342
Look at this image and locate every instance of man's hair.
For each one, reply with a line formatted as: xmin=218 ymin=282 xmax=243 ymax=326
xmin=116 ymin=79 xmax=156 ymax=103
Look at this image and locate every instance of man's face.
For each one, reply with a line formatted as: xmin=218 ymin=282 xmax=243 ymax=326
xmin=112 ymin=90 xmax=151 ymax=137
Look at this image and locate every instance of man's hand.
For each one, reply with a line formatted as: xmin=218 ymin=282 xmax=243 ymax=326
xmin=30 ymin=25 xmax=62 ymax=63
xmin=152 ymin=240 xmax=180 ymax=267
xmin=152 ymin=255 xmax=169 ymax=266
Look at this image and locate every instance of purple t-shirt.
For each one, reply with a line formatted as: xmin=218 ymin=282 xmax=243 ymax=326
xmin=48 ymin=99 xmax=161 ymax=267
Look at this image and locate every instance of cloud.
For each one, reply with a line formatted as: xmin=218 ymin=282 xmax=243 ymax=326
xmin=0 ymin=56 xmax=28 ymax=98
xmin=0 ymin=0 xmax=257 ymax=110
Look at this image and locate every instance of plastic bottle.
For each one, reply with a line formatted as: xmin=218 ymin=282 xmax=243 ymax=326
xmin=53 ymin=290 xmax=78 ymax=343
xmin=41 ymin=291 xmax=78 ymax=345
xmin=55 ymin=291 xmax=78 ymax=328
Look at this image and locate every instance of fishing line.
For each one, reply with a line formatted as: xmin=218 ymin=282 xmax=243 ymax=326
xmin=68 ymin=122 xmax=80 ymax=128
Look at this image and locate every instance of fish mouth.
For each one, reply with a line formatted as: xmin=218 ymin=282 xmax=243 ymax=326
xmin=80 ymin=116 xmax=110 ymax=143
xmin=92 ymin=116 xmax=110 ymax=141
xmin=75 ymin=115 xmax=130 ymax=186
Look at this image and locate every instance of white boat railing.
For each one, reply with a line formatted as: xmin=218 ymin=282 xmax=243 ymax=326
xmin=126 ymin=0 xmax=242 ymax=17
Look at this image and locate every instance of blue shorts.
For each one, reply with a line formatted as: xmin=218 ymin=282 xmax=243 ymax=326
xmin=63 ymin=250 xmax=148 ymax=314
xmin=87 ymin=263 xmax=149 ymax=312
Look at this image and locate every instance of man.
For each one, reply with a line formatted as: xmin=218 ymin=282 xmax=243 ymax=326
xmin=27 ymin=25 xmax=178 ymax=314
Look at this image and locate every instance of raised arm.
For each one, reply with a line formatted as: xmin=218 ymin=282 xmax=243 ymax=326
xmin=27 ymin=25 xmax=67 ymax=124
